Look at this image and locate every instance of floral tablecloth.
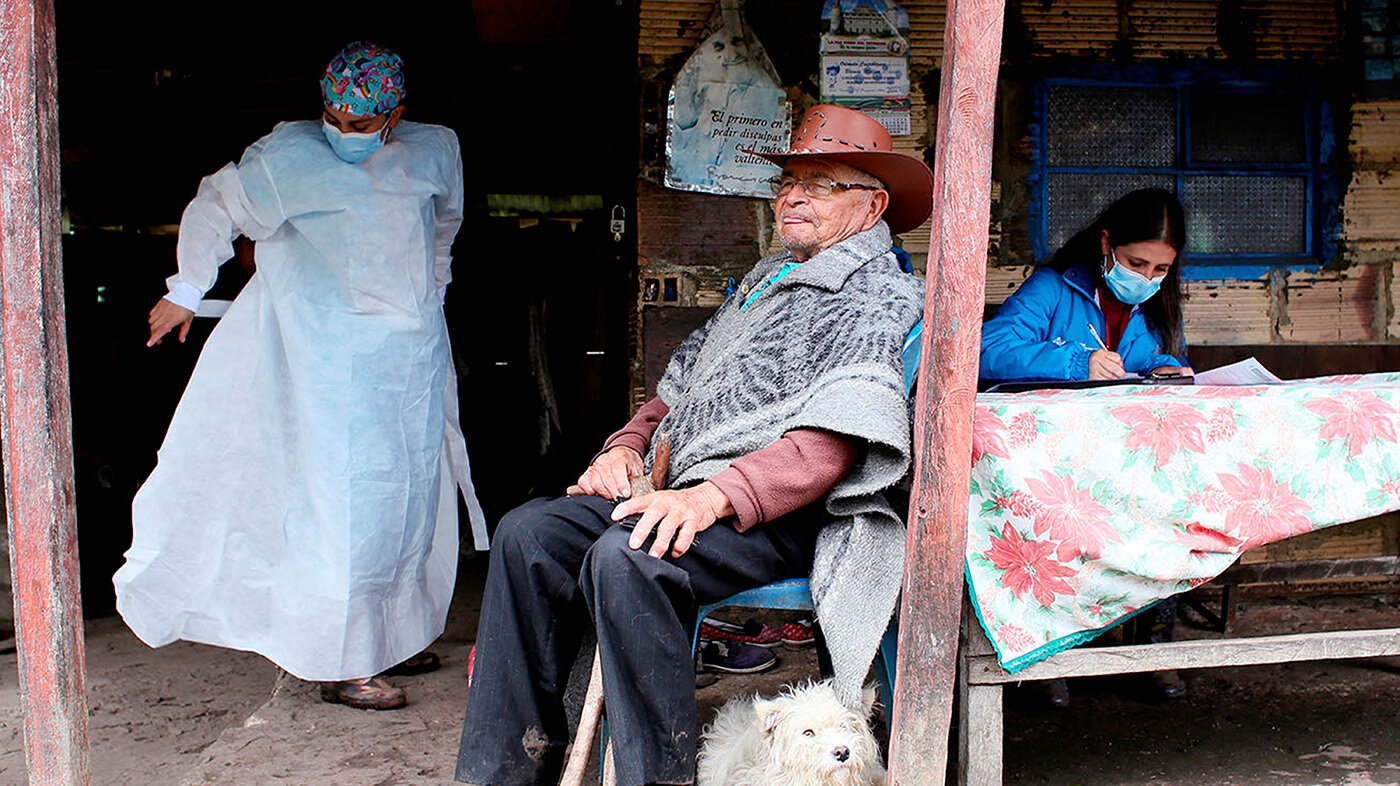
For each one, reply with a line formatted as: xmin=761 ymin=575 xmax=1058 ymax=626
xmin=967 ymin=372 xmax=1400 ymax=672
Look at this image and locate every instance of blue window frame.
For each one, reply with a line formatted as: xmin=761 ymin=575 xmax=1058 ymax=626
xmin=1029 ymin=69 xmax=1338 ymax=281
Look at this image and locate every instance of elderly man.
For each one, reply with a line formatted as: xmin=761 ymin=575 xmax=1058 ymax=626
xmin=115 ymin=42 xmax=486 ymax=711
xmin=455 ymin=105 xmax=932 ymax=786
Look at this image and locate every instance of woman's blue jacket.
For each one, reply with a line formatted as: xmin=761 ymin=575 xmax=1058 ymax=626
xmin=978 ymin=261 xmax=1186 ymax=383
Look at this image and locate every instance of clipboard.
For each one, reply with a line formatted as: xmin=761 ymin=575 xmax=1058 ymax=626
xmin=985 ymin=373 xmax=1194 ymax=393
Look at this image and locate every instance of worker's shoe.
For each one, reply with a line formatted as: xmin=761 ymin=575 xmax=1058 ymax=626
xmin=1142 ymin=669 xmax=1187 ymax=702
xmin=381 ymin=649 xmax=441 ymax=677
xmin=1030 ymin=677 xmax=1071 ymax=709
xmin=1128 ymin=598 xmax=1186 ymax=702
xmin=320 ymin=676 xmax=407 ymax=710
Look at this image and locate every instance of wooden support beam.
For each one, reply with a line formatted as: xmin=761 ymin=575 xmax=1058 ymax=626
xmin=0 ymin=1 xmax=92 ymax=784
xmin=957 ymin=602 xmax=1002 ymax=786
xmin=1218 ymin=556 xmax=1400 ymax=585
xmin=889 ymin=0 xmax=1005 ymax=782
xmin=966 ymin=627 xmax=1400 ymax=683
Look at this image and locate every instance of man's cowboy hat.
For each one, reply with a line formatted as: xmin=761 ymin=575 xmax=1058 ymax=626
xmin=748 ymin=104 xmax=934 ymax=235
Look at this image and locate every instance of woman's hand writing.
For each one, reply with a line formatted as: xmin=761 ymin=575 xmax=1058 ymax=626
xmin=1087 ymin=349 xmax=1126 ymax=380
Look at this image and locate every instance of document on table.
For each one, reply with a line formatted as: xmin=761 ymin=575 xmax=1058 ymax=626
xmin=1193 ymin=357 xmax=1283 ymax=386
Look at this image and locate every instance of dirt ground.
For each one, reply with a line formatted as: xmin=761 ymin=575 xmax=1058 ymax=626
xmin=2 ymin=558 xmax=1399 ymax=785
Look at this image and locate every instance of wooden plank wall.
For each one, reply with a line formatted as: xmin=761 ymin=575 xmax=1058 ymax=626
xmin=1345 ymin=100 xmax=1400 ymax=344
xmin=637 ymin=0 xmax=1385 ymax=359
xmin=635 ymin=0 xmax=948 ymax=405
xmin=634 ymin=0 xmax=1400 ymax=573
xmin=1020 ymin=0 xmax=1340 ymax=60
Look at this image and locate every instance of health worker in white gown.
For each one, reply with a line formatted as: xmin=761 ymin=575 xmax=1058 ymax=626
xmin=114 ymin=42 xmax=487 ymax=711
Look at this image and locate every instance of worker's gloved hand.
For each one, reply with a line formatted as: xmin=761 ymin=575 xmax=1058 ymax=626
xmin=147 ymin=299 xmax=196 ymax=347
xmin=569 ymin=446 xmax=644 ymax=500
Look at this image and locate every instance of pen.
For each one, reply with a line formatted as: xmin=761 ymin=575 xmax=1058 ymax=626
xmin=1085 ymin=322 xmax=1108 ymax=350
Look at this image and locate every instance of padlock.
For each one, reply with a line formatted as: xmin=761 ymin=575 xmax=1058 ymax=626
xmin=610 ymin=205 xmax=626 ymax=242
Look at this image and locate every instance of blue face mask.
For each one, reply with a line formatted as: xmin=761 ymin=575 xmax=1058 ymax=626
xmin=1102 ymin=252 xmax=1164 ymax=305
xmin=323 ymin=120 xmax=385 ymax=164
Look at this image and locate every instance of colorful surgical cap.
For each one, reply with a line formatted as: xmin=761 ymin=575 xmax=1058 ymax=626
xmin=320 ymin=41 xmax=405 ymax=117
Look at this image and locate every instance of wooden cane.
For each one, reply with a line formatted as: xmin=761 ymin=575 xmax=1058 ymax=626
xmin=558 ymin=647 xmax=606 ymax=786
xmin=558 ymin=434 xmax=671 ymax=786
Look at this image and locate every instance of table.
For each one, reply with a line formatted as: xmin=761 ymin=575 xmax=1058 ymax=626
xmin=965 ymin=372 xmax=1400 ymax=671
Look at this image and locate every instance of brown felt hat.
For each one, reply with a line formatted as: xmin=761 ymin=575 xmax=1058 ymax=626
xmin=747 ymin=104 xmax=934 ymax=235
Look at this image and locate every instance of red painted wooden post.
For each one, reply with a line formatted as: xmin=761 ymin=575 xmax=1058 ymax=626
xmin=888 ymin=0 xmax=1005 ymax=782
xmin=0 ymin=0 xmax=93 ymax=784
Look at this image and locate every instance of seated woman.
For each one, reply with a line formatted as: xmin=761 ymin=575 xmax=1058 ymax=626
xmin=981 ymin=187 xmax=1192 ymax=384
xmin=980 ymin=187 xmax=1190 ymax=705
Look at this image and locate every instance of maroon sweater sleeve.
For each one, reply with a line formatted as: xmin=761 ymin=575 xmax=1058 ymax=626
xmin=709 ymin=429 xmax=858 ymax=532
xmin=596 ymin=399 xmax=858 ymax=532
xmin=596 ymin=397 xmax=670 ymax=462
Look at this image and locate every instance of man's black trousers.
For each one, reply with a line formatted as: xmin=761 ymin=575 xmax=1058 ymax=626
xmin=454 ymin=494 xmax=820 ymax=786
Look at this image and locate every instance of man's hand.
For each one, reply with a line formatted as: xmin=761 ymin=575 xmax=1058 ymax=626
xmin=569 ymin=446 xmax=644 ymax=500
xmin=148 ymin=299 xmax=196 ymax=347
xmin=612 ymin=482 xmax=734 ymax=559
xmin=1087 ymin=349 xmax=1126 ymax=380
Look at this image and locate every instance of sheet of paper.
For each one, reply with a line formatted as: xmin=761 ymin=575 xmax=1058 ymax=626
xmin=1193 ymin=357 xmax=1283 ymax=386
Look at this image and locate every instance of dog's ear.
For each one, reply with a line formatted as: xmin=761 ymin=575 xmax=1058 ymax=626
xmin=861 ymin=684 xmax=880 ymax=719
xmin=753 ymin=699 xmax=781 ymax=735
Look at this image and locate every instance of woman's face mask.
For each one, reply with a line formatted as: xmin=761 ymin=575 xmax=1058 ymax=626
xmin=323 ymin=121 xmax=386 ymax=164
xmin=1102 ymin=250 xmax=1166 ymax=305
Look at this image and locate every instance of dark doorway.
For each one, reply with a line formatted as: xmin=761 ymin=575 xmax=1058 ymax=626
xmin=452 ymin=213 xmax=633 ymax=522
xmin=56 ymin=0 xmax=638 ymax=614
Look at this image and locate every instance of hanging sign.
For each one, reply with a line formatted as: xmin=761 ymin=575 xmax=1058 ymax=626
xmin=665 ymin=1 xmax=790 ymax=197
xmin=819 ymin=0 xmax=913 ymax=136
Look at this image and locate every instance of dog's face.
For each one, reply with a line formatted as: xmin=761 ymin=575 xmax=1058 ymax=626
xmin=754 ymin=682 xmax=882 ymax=782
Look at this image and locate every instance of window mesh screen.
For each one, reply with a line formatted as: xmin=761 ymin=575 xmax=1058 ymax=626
xmin=1189 ymin=90 xmax=1306 ymax=164
xmin=1182 ymin=175 xmax=1307 ymax=254
xmin=1046 ymin=86 xmax=1177 ymax=167
xmin=1046 ymin=173 xmax=1176 ymax=253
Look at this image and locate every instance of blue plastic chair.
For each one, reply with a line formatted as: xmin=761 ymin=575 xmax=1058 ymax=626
xmin=691 ymin=576 xmax=815 ymax=646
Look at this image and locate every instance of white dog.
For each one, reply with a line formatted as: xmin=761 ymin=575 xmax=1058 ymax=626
xmin=697 ymin=680 xmax=886 ymax=786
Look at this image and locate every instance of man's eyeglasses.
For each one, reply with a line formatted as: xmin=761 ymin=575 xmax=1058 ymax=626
xmin=766 ymin=174 xmax=883 ymax=199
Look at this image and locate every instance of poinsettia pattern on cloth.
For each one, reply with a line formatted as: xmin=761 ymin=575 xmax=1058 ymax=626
xmin=1110 ymin=402 xmax=1207 ymax=466
xmin=971 ymin=405 xmax=1011 ymax=465
xmin=1303 ymin=391 xmax=1398 ymax=457
xmin=1216 ymin=464 xmax=1313 ymax=549
xmin=1024 ymin=470 xmax=1119 ymax=561
xmin=966 ymin=372 xmax=1400 ymax=671
xmin=983 ymin=522 xmax=1077 ymax=607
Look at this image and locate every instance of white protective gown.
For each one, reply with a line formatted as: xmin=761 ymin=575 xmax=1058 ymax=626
xmin=114 ymin=120 xmax=488 ymax=681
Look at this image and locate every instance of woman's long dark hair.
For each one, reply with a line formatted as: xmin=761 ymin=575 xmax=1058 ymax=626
xmin=1048 ymin=188 xmax=1188 ymax=356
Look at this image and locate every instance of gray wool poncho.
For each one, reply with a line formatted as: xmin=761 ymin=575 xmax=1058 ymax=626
xmin=654 ymin=221 xmax=924 ymax=706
